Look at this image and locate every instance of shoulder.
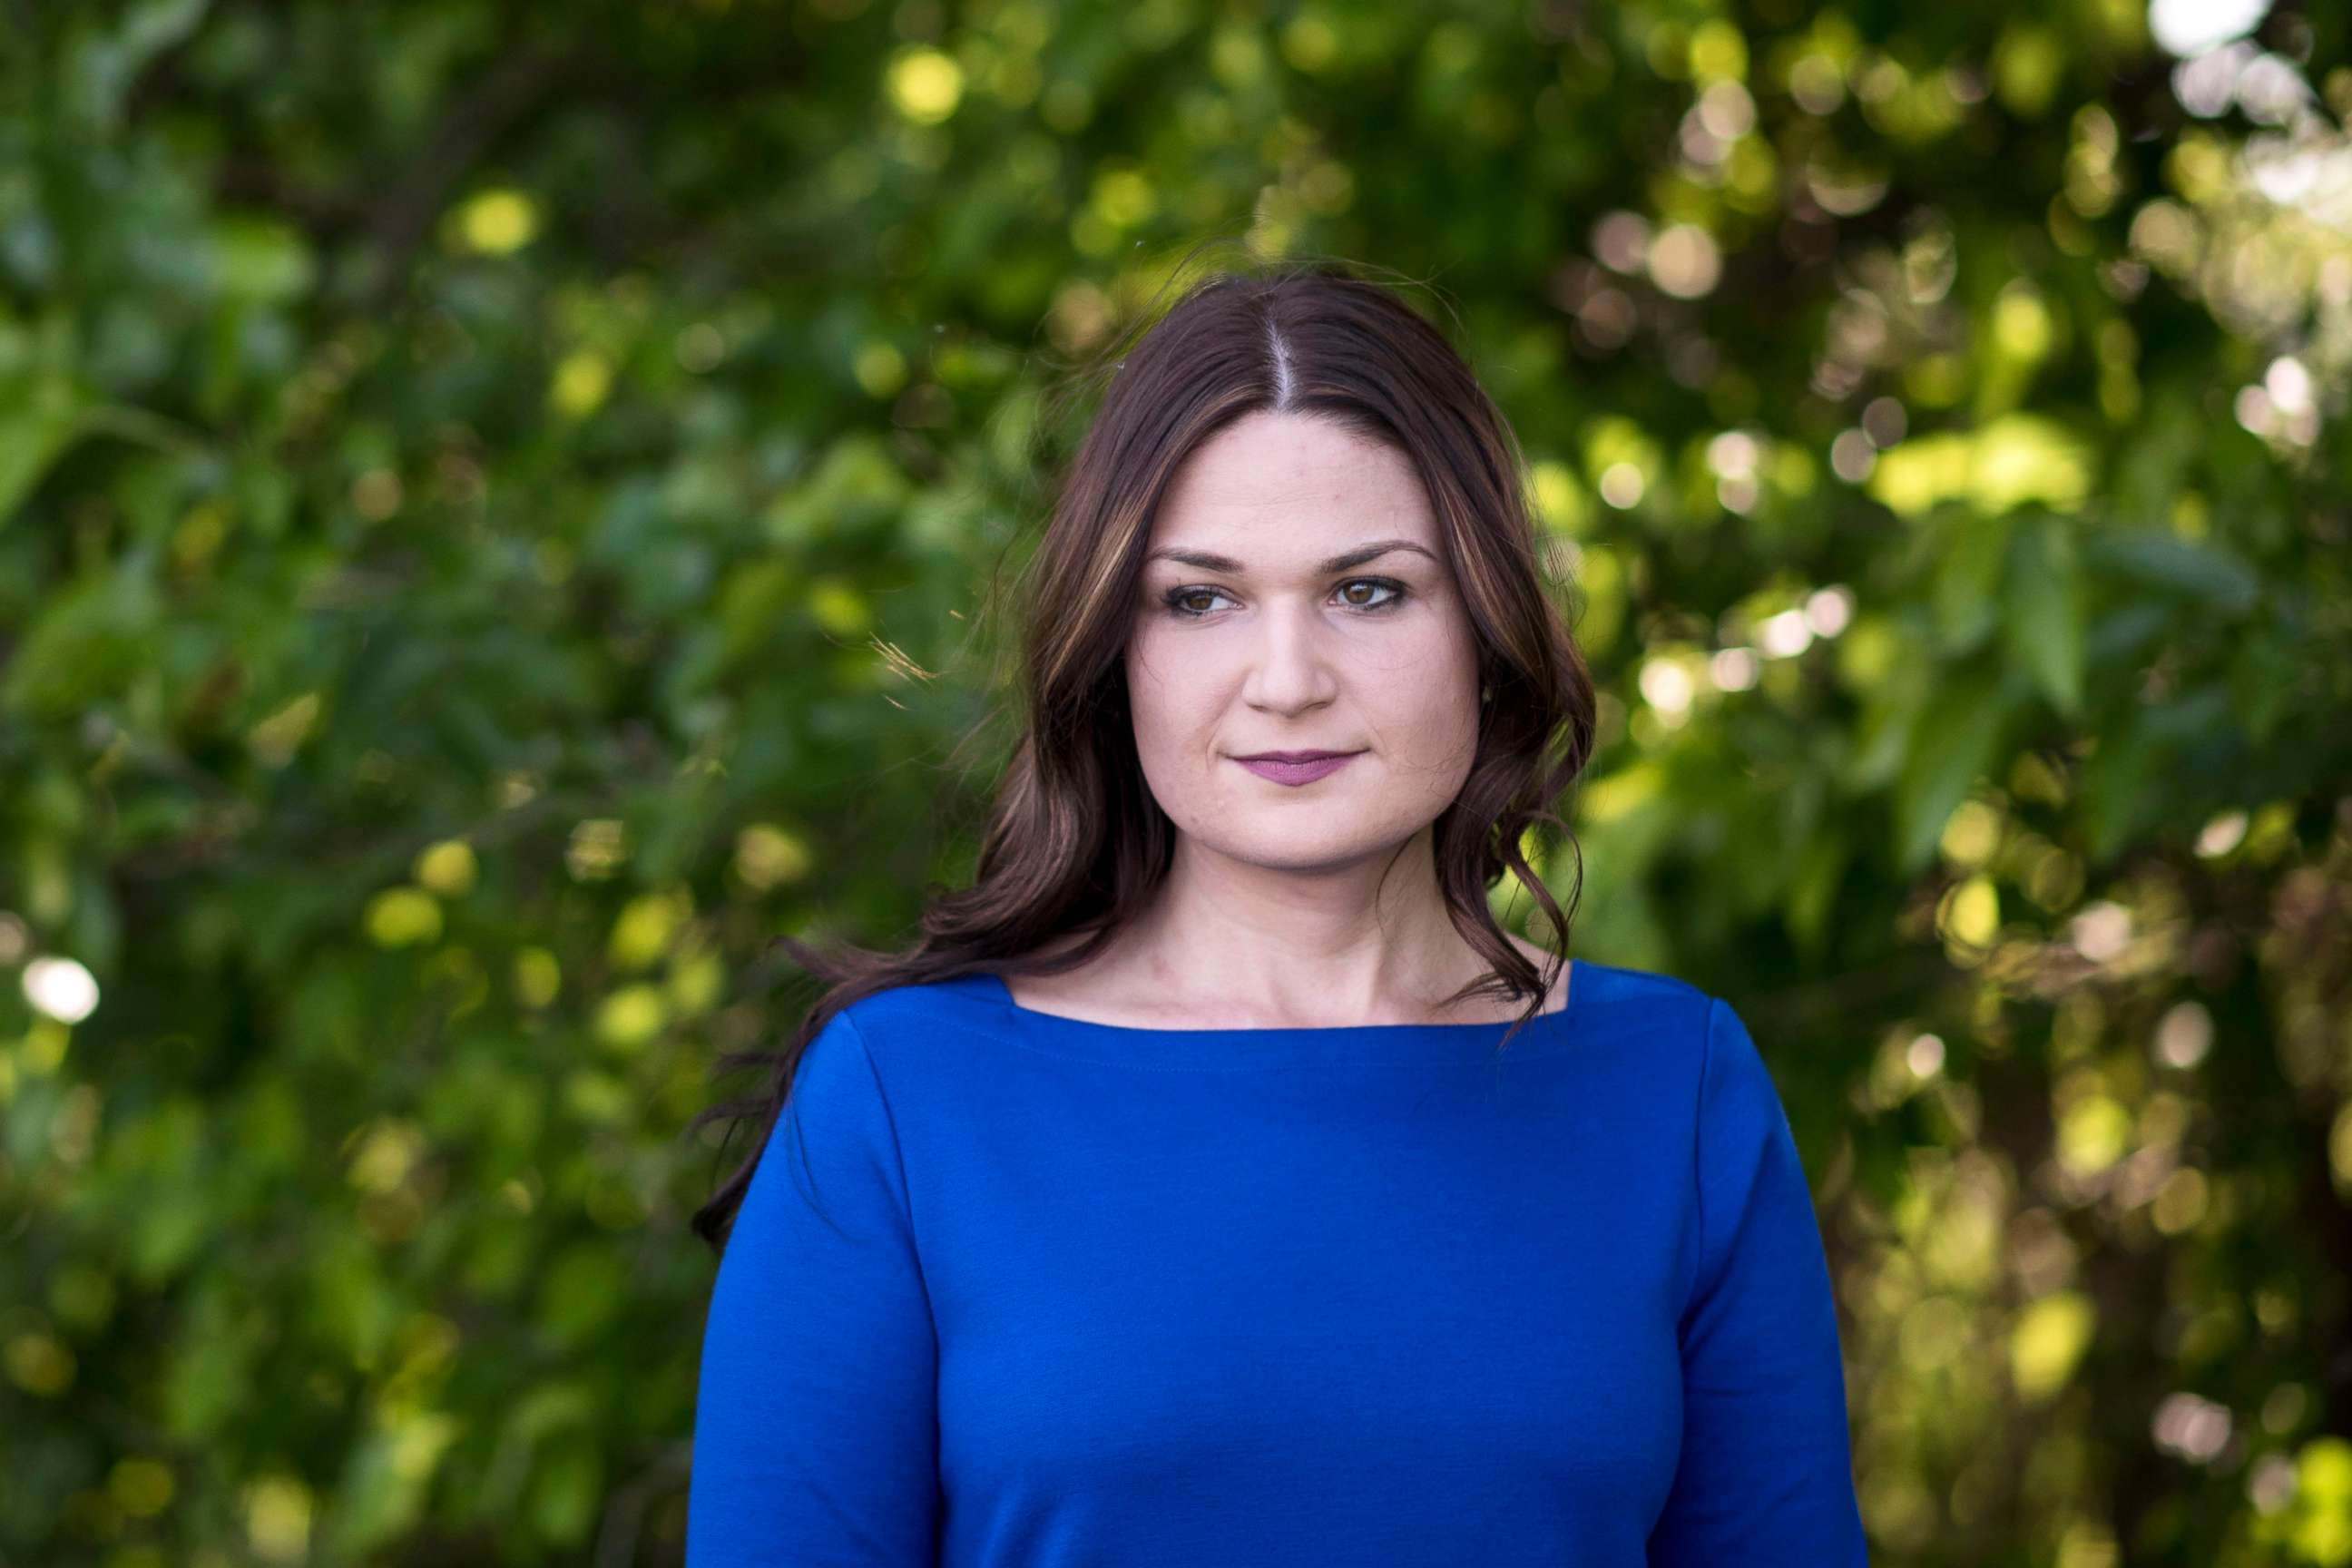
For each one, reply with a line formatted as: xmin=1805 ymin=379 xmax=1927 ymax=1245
xmin=1553 ymin=960 xmax=1768 ymax=1106
xmin=829 ymin=974 xmax=996 ymax=1036
xmin=777 ymin=979 xmax=978 ymax=1127
xmin=1681 ymin=988 xmax=1799 ymax=1161
xmin=1576 ymin=957 xmax=1708 ymax=1008
xmin=812 ymin=973 xmax=1004 ymax=1077
xmin=1562 ymin=957 xmax=1713 ymax=1041
xmin=1604 ymin=968 xmax=1780 ymax=1113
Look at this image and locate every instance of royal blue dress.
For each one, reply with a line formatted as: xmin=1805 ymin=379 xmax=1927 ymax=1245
xmin=686 ymin=959 xmax=1869 ymax=1565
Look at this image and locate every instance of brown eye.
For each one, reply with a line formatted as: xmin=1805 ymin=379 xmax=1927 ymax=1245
xmin=1161 ymin=586 xmax=1234 ymax=618
xmin=1338 ymin=578 xmax=1406 ymax=611
xmin=1159 ymin=579 xmax=1408 ymax=619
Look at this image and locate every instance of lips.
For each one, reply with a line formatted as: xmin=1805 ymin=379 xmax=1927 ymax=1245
xmin=1232 ymin=752 xmax=1362 ymax=787
xmin=1233 ymin=750 xmax=1353 ymax=763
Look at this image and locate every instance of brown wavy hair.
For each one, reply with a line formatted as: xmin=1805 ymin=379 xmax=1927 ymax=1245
xmin=688 ymin=253 xmax=1598 ymax=1252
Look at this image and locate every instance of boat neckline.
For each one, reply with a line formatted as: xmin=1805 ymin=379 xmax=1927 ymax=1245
xmin=965 ymin=957 xmax=1604 ymax=1047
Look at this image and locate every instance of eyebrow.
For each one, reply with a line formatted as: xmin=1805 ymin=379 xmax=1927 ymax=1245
xmin=1141 ymin=538 xmax=1441 ymax=575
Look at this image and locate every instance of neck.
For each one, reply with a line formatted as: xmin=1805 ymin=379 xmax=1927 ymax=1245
xmin=1092 ymin=828 xmax=1521 ymax=1023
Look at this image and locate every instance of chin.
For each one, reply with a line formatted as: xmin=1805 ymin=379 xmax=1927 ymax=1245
xmin=1204 ymin=818 xmax=1408 ymax=868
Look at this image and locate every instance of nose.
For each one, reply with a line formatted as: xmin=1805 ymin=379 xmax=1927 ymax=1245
xmin=1238 ymin=601 xmax=1342 ymax=713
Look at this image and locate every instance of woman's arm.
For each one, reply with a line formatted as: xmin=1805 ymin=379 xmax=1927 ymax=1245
xmin=1649 ymin=996 xmax=1870 ymax=1565
xmin=687 ymin=1007 xmax=940 ymax=1566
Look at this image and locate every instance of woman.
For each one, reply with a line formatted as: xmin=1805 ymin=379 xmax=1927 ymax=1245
xmin=684 ymin=261 xmax=1868 ymax=1565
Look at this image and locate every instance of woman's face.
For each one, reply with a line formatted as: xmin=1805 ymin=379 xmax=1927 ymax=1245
xmin=1124 ymin=410 xmax=1485 ymax=872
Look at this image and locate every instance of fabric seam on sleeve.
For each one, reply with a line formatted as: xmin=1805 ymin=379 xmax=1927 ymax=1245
xmin=841 ymin=1007 xmax=943 ymax=1360
xmin=1682 ymin=994 xmax=1720 ymax=1327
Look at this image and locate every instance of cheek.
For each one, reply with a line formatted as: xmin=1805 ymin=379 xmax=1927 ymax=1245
xmin=1374 ymin=680 xmax=1479 ymax=778
xmin=1123 ymin=636 xmax=1205 ymax=750
xmin=1373 ymin=620 xmax=1479 ymax=720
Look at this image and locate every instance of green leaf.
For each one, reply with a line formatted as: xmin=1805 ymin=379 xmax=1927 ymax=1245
xmin=534 ymin=1241 xmax=624 ymax=1347
xmin=0 ymin=371 xmax=93 ymax=525
xmin=209 ymin=215 xmax=318 ymax=304
xmin=2229 ymin=622 xmax=2306 ymax=743
xmin=1893 ymin=673 xmax=2009 ymax=875
xmin=118 ymin=0 xmax=212 ymax=73
xmin=2083 ymin=528 xmax=2259 ymax=614
xmin=526 ymin=1433 xmax=605 ymax=1545
xmin=2081 ymin=720 xmax=2160 ymax=862
xmin=1846 ymin=637 xmax=1934 ymax=790
xmin=1932 ymin=509 xmax=2014 ymax=653
xmin=1786 ymin=832 xmax=1849 ymax=959
xmin=2003 ymin=512 xmax=2085 ymax=715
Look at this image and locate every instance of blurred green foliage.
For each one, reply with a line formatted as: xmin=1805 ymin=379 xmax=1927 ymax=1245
xmin=3 ymin=0 xmax=2349 ymax=1563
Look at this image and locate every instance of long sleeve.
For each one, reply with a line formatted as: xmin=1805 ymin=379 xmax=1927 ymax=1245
xmin=686 ymin=1006 xmax=941 ymax=1566
xmin=1648 ymin=996 xmax=1869 ymax=1565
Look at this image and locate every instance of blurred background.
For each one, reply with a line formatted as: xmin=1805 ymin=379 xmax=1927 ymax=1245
xmin=3 ymin=0 xmax=2348 ymax=1563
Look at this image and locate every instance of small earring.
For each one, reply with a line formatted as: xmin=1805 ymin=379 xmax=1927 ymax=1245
xmin=1480 ymin=684 xmax=1494 ymax=703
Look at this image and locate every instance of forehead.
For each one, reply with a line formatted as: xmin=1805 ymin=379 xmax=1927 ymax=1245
xmin=1150 ymin=412 xmax=1436 ymax=551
